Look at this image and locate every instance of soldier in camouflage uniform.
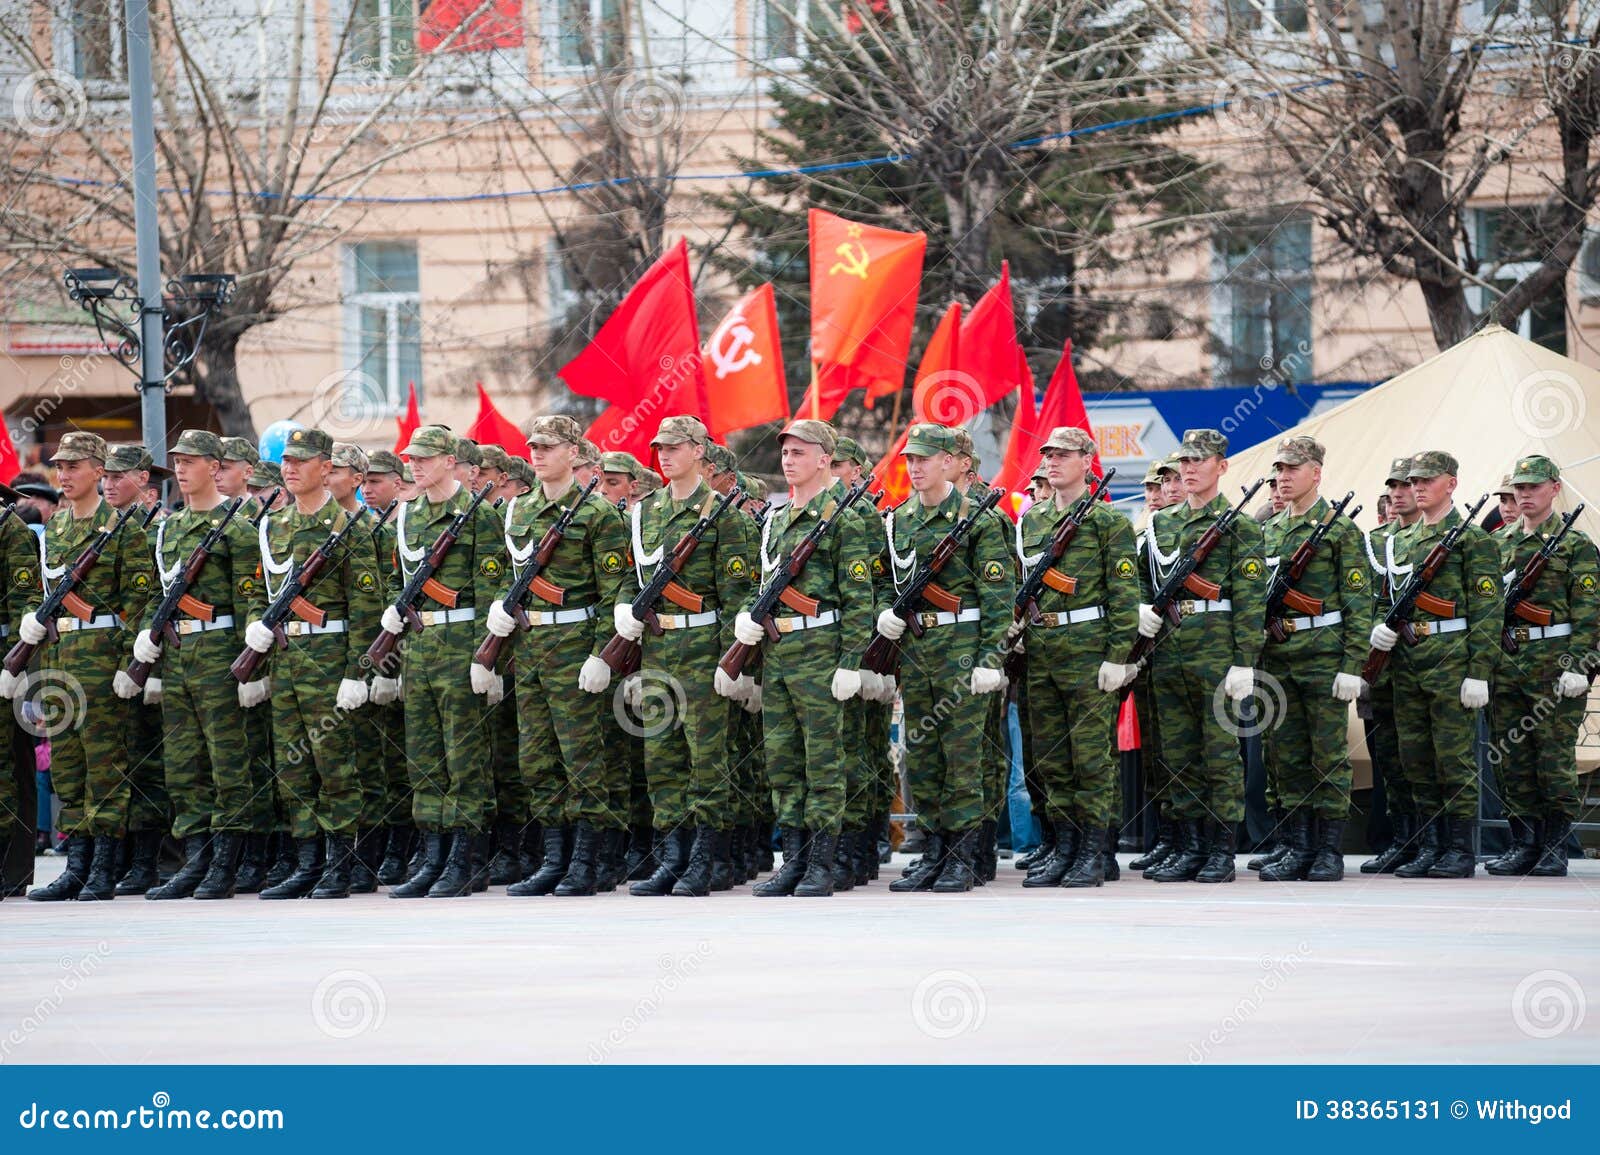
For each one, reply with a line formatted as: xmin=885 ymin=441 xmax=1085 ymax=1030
xmin=248 ymin=461 xmax=285 ymax=507
xmin=242 ymin=428 xmax=384 ymax=900
xmin=453 ymin=438 xmax=482 ymax=489
xmin=0 ymin=478 xmax=37 ymax=897
xmin=1012 ymin=427 xmax=1140 ymax=889
xmin=1255 ymin=436 xmax=1372 ymax=883
xmin=1127 ymin=454 xmax=1182 ymax=876
xmin=487 ymin=415 xmax=630 ymax=896
xmin=1367 ymin=450 xmax=1501 ymax=878
xmin=380 ymin=425 xmax=503 ymax=898
xmin=22 ymin=432 xmax=154 ymax=901
xmin=1485 ymin=455 xmax=1598 ymax=877
xmin=1136 ymin=428 xmax=1266 ymax=884
xmin=876 ymin=423 xmax=1014 ymax=893
xmin=216 ymin=438 xmax=258 ymax=505
xmin=614 ymin=416 xmax=756 ymax=897
xmin=478 ymin=445 xmax=513 ymax=499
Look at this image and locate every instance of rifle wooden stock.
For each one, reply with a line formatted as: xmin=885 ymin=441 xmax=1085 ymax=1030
xmin=861 ymin=631 xmax=898 ymax=676
xmin=365 ymin=627 xmax=401 ymax=674
xmin=600 ymin=634 xmax=643 ymax=676
xmin=717 ymin=638 xmax=758 ymax=680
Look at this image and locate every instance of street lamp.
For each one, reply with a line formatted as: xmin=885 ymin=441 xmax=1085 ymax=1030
xmin=63 ymin=266 xmax=235 ymax=385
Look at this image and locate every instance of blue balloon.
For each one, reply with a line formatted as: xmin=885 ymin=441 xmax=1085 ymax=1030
xmin=258 ymin=420 xmax=304 ymax=463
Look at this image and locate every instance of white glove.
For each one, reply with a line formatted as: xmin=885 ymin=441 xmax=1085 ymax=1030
xmin=731 ymin=673 xmax=755 ymax=703
xmin=486 ymin=600 xmax=517 ymax=637
xmin=875 ymin=609 xmax=907 ymax=641
xmin=611 ymin=602 xmax=645 ymax=642
xmin=578 ymin=654 xmax=612 ymax=694
xmin=237 ymin=678 xmax=270 ymax=708
xmin=1223 ymin=665 xmax=1253 ymax=702
xmin=112 ymin=670 xmax=140 ymax=699
xmin=336 ymin=678 xmax=369 ymax=710
xmin=1369 ymin=623 xmax=1398 ymax=652
xmin=133 ymin=629 xmax=163 ymax=665
xmin=733 ymin=611 xmax=765 ymax=646
xmin=622 ymin=673 xmax=643 ymax=710
xmin=18 ymin=612 xmax=46 ymax=645
xmin=970 ymin=667 xmax=1007 ymax=695
xmin=485 ymin=676 xmax=504 ymax=707
xmin=1137 ymin=604 xmax=1163 ymax=638
xmin=1459 ymin=678 xmax=1489 ymax=709
xmin=469 ymin=662 xmax=499 ymax=697
xmin=858 ymin=669 xmax=885 ymax=701
xmin=370 ymin=675 xmax=400 ymax=705
xmin=380 ymin=605 xmax=405 ymax=636
xmin=1097 ymin=661 xmax=1135 ymax=693
xmin=395 ymin=675 xmax=405 ymax=701
xmin=831 ymin=668 xmax=862 ymax=701
xmin=880 ymin=674 xmax=898 ymax=702
xmin=1331 ymin=673 xmax=1364 ymax=702
xmin=743 ymin=682 xmax=763 ymax=713
xmin=244 ymin=619 xmax=275 ymax=653
xmin=142 ymin=677 xmax=163 ymax=706
xmin=1555 ymin=671 xmax=1590 ymax=699
xmin=713 ymin=667 xmax=741 ymax=699
xmin=0 ymin=670 xmax=18 ymax=700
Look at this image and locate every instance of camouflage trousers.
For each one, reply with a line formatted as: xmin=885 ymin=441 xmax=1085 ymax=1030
xmin=1364 ymin=677 xmax=1408 ymax=815
xmin=983 ymin=694 xmax=1009 ymax=821
xmin=898 ymin=621 xmax=988 ymax=833
xmin=403 ymin=620 xmax=492 ymax=833
xmin=163 ymin=633 xmax=258 ymax=836
xmin=759 ymin=627 xmax=847 ymax=836
xmin=1132 ymin=673 xmax=1174 ymax=811
xmin=269 ymin=633 xmax=360 ymax=839
xmin=1025 ymin=644 xmax=1119 ymax=827
xmin=42 ymin=634 xmax=134 ymax=836
xmin=515 ymin=619 xmax=623 ymax=829
xmin=1149 ymin=648 xmax=1244 ymax=824
xmin=241 ymin=698 xmax=277 ymax=834
xmin=728 ymin=703 xmax=768 ymax=827
xmin=126 ymin=697 xmax=168 ymax=833
xmin=1260 ymin=652 xmax=1352 ymax=817
xmin=1391 ymin=647 xmax=1478 ymax=820
xmin=1488 ymin=653 xmax=1586 ymax=821
xmin=639 ymin=626 xmax=735 ymax=830
xmin=489 ymin=674 xmax=527 ymax=827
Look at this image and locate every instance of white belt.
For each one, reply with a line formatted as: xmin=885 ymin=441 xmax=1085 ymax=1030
xmin=523 ymin=606 xmax=597 ymax=627
xmin=0 ymin=624 xmax=9 ymax=638
xmin=283 ymin=618 xmax=347 ymax=637
xmin=773 ymin=609 xmax=839 ymax=634
xmin=1176 ymin=598 xmax=1231 ymax=616
xmin=1278 ymin=610 xmax=1342 ymax=633
xmin=55 ymin=614 xmax=120 ymax=633
xmin=1035 ymin=605 xmax=1104 ymax=628
xmin=1411 ymin=616 xmax=1467 ymax=639
xmin=1505 ymin=622 xmax=1572 ymax=643
xmin=418 ymin=607 xmax=477 ymax=627
xmin=655 ymin=610 xmax=719 ymax=631
xmin=914 ymin=607 xmax=981 ymax=629
xmin=174 ymin=614 xmax=236 ymax=636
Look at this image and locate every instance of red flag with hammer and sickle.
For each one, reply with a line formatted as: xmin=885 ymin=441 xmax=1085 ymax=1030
xmin=703 ymin=283 xmax=789 ymax=438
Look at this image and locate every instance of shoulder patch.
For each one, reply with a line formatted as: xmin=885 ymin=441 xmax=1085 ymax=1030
xmin=601 ymin=550 xmax=625 ymax=574
xmin=237 ymin=576 xmax=259 ymax=599
xmin=480 ymin=557 xmax=504 ymax=580
xmin=981 ymin=559 xmax=1006 ymax=583
xmin=871 ymin=557 xmax=886 ymax=578
xmin=13 ymin=567 xmax=33 ymax=589
xmin=130 ymin=572 xmax=151 ymax=593
xmin=1345 ymin=567 xmax=1366 ymax=590
xmin=1577 ymin=572 xmax=1597 ymax=596
xmin=1474 ymin=576 xmax=1497 ymax=598
xmin=726 ymin=556 xmax=749 ymax=579
xmin=355 ymin=571 xmax=377 ymax=594
xmin=1114 ymin=557 xmax=1136 ymax=580
xmin=1241 ymin=557 xmax=1265 ymax=580
xmin=848 ymin=559 xmax=869 ymax=583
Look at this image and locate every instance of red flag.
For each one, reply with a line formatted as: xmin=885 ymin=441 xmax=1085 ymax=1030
xmin=559 ymin=239 xmax=710 ymax=461
xmin=872 ymin=423 xmax=913 ymax=510
xmin=416 ymin=0 xmax=523 ymax=52
xmin=808 ymin=209 xmax=926 ymax=419
xmin=989 ymin=348 xmax=1038 ymax=506
xmin=911 ymin=303 xmax=977 ymax=424
xmin=468 ymin=382 xmax=531 ymax=461
xmin=394 ymin=381 xmax=421 ymax=454
xmin=703 ymin=283 xmax=789 ymax=437
xmin=0 ymin=416 xmax=20 ymax=484
xmin=1117 ymin=694 xmax=1141 ymax=752
xmin=995 ymin=339 xmax=1099 ymax=493
xmin=958 ymin=262 xmax=1024 ymax=408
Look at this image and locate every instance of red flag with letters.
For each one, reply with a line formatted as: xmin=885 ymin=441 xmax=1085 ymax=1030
xmin=703 ymin=283 xmax=788 ymax=437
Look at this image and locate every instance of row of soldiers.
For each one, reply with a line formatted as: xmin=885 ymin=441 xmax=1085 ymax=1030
xmin=4 ymin=412 xmax=1593 ymax=903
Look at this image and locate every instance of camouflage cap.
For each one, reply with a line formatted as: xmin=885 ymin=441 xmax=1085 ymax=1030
xmin=1142 ymin=461 xmax=1167 ymax=485
xmin=778 ymin=419 xmax=838 ymax=456
xmin=1042 ymin=426 xmax=1096 ymax=454
xmin=170 ymin=429 xmax=225 ymax=460
xmin=330 ymin=442 xmax=369 ymax=474
xmin=50 ymin=431 xmax=108 ymax=463
xmin=248 ymin=460 xmax=283 ymax=489
xmin=743 ymin=475 xmax=770 ymax=501
xmin=453 ymin=438 xmax=482 ymax=467
xmin=902 ymin=423 xmax=959 ymax=457
xmin=280 ymin=427 xmax=334 ymax=460
xmin=651 ymin=415 xmax=709 ymax=447
xmin=1407 ymin=450 xmax=1458 ymax=479
xmin=833 ymin=436 xmax=871 ymax=468
xmin=703 ymin=442 xmax=738 ymax=474
xmin=403 ymin=425 xmax=458 ymax=459
xmin=477 ymin=444 xmax=512 ymax=474
xmin=1493 ymin=472 xmax=1516 ymax=496
xmin=950 ymin=427 xmax=976 ymax=459
xmin=601 ymin=451 xmax=646 ymax=479
xmin=221 ymin=437 xmax=260 ymax=465
xmin=1384 ymin=457 xmax=1413 ymax=484
xmin=104 ymin=444 xmax=153 ymax=473
xmin=575 ymin=438 xmax=602 ymax=468
xmin=1172 ymin=428 xmax=1229 ymax=460
xmin=526 ymin=415 xmax=586 ymax=447
xmin=634 ymin=471 xmax=663 ymax=494
xmin=1509 ymin=455 xmax=1560 ymax=485
xmin=366 ymin=449 xmax=404 ymax=477
xmin=1271 ymin=435 xmax=1324 ymax=467
xmin=400 ymin=463 xmax=415 ymax=485
xmin=505 ymin=458 xmax=536 ymax=488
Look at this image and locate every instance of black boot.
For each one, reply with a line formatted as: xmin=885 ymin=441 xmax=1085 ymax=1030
xmin=426 ymin=830 xmax=475 ymax=897
xmin=389 ymin=831 xmax=446 ymax=898
xmin=309 ymin=834 xmax=354 ymax=898
xmin=1486 ymin=816 xmax=1540 ymax=876
xmin=29 ymin=834 xmax=92 ymax=901
xmin=756 ymin=827 xmax=776 ymax=873
xmin=262 ymin=834 xmax=297 ymax=889
xmin=830 ymin=831 xmax=856 ymax=892
xmin=469 ymin=832 xmax=490 ymax=892
xmin=1306 ymin=817 xmax=1347 ymax=882
xmin=932 ymin=828 xmax=979 ymax=893
xmin=76 ymin=835 xmax=121 ymax=901
xmin=1103 ymin=825 xmax=1121 ymax=881
xmin=233 ymin=834 xmax=271 ymax=894
xmin=1195 ymin=821 xmax=1237 ymax=883
xmin=628 ymin=827 xmax=686 ymax=897
xmin=671 ymin=825 xmax=717 ymax=896
xmin=889 ymin=831 xmax=947 ymax=892
xmin=1360 ymin=812 xmax=1416 ymax=874
xmin=1023 ymin=820 xmax=1079 ymax=888
xmin=260 ymin=837 xmax=325 ymax=899
xmin=1529 ymin=817 xmax=1570 ymax=877
xmin=510 ymin=825 xmax=571 ymax=896
xmin=1151 ymin=820 xmax=1208 ymax=882
xmin=488 ymin=819 xmax=522 ymax=886
xmin=1427 ymin=816 xmax=1476 ymax=878
xmin=724 ymin=828 xmax=746 ymax=889
xmin=377 ymin=826 xmax=415 ymax=886
xmin=1247 ymin=808 xmax=1291 ymax=871
xmin=1259 ymin=811 xmax=1315 ymax=882
xmin=625 ymin=824 xmax=655 ymax=880
xmin=113 ymin=829 xmax=163 ymax=895
xmin=1131 ymin=815 xmax=1176 ymax=873
xmin=194 ymin=832 xmax=245 ymax=900
xmin=856 ymin=827 xmax=875 ymax=886
xmin=595 ymin=828 xmax=624 ymax=892
xmin=146 ymin=834 xmax=212 ymax=901
xmin=555 ymin=822 xmax=600 ymax=896
xmin=1015 ymin=821 xmax=1056 ymax=870
xmin=517 ymin=822 xmax=543 ymax=879
xmin=709 ymin=829 xmax=736 ymax=892
xmin=1394 ymin=815 xmax=1443 ymax=877
xmin=1061 ymin=825 xmax=1107 ymax=889
xmin=794 ymin=831 xmax=838 ymax=897
xmin=976 ymin=819 xmax=998 ymax=883
xmin=349 ymin=828 xmax=380 ymax=894
xmin=753 ymin=828 xmax=808 ymax=897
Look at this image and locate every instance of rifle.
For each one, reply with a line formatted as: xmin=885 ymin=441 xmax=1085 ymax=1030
xmin=599 ymin=485 xmax=744 ymax=676
xmin=4 ymin=501 xmax=141 ymax=676
xmin=473 ymin=476 xmax=599 ymax=670
xmin=1359 ymin=493 xmax=1491 ymax=684
xmin=230 ymin=500 xmax=395 ymax=683
xmin=1501 ymin=503 xmax=1585 ymax=654
xmin=749 ymin=499 xmax=772 ymax=529
xmin=719 ymin=476 xmax=875 ymax=680
xmin=364 ymin=483 xmax=495 ymax=676
xmin=860 ymin=485 xmax=1003 ymax=677
xmin=126 ymin=498 xmax=246 ymax=686
xmin=1264 ymin=490 xmax=1360 ymax=644
xmin=1124 ymin=478 xmax=1267 ymax=670
xmin=140 ymin=503 xmax=162 ymax=528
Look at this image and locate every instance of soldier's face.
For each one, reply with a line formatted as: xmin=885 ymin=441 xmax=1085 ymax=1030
xmin=364 ymin=473 xmax=400 ymax=509
xmin=530 ymin=442 xmax=576 ymax=482
xmin=452 ymin=461 xmax=479 ymax=486
xmin=102 ymin=470 xmax=143 ymax=509
xmin=1386 ymin=479 xmax=1416 ymax=516
xmin=1159 ymin=471 xmax=1182 ymax=504
xmin=215 ymin=459 xmax=252 ymax=495
xmin=779 ymin=438 xmax=828 ymax=487
xmin=57 ymin=458 xmax=103 ymax=502
xmin=327 ymin=465 xmax=363 ymax=503
xmin=706 ymin=468 xmax=736 ymax=496
xmin=1513 ymin=480 xmax=1558 ymax=523
xmin=574 ymin=464 xmax=598 ymax=488
xmin=1144 ymin=481 xmax=1166 ymax=509
xmin=1406 ymin=473 xmax=1455 ymax=514
xmin=410 ymin=453 xmax=453 ymax=491
xmin=601 ymin=472 xmax=632 ymax=503
xmin=172 ymin=453 xmax=219 ymax=498
xmin=1179 ymin=455 xmax=1224 ymax=496
xmin=942 ymin=455 xmax=967 ymax=484
xmin=905 ymin=451 xmax=948 ymax=493
xmin=830 ymin=460 xmax=862 ymax=487
xmin=1498 ymin=494 xmax=1518 ymax=523
xmin=281 ymin=454 xmax=329 ymax=497
xmin=1273 ymin=461 xmax=1319 ymax=506
xmin=1043 ymin=448 xmax=1088 ymax=492
xmin=655 ymin=441 xmax=700 ymax=481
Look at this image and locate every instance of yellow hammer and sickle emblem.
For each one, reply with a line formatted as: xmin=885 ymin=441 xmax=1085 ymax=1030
xmin=829 ymin=242 xmax=870 ymax=280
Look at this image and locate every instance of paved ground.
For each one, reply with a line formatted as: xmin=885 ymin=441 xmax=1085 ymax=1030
xmin=2 ymin=853 xmax=1596 ymax=1065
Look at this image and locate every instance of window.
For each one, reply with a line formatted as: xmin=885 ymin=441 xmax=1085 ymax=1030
xmin=1214 ymin=218 xmax=1313 ymax=387
xmin=65 ymin=0 xmax=123 ymax=83
xmin=1223 ymin=0 xmax=1309 ymax=33
xmin=760 ymin=0 xmax=832 ymax=59
xmin=554 ymin=0 xmax=627 ymax=69
xmin=1472 ymin=207 xmax=1567 ymax=354
xmin=348 ymin=0 xmax=416 ymax=77
xmin=346 ymin=242 xmax=422 ymax=411
xmin=545 ymin=240 xmax=582 ymax=329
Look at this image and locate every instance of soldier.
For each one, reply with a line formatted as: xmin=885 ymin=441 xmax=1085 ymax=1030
xmin=1493 ymin=475 xmax=1518 ymax=533
xmin=613 ymin=416 xmax=756 ymax=897
xmin=1255 ymin=436 xmax=1371 ymax=882
xmin=1486 ymin=455 xmax=1598 ymax=876
xmin=1130 ymin=454 xmax=1184 ymax=876
xmin=573 ymin=440 xmax=602 ymax=491
xmin=380 ymin=425 xmax=503 ymax=898
xmin=875 ymin=423 xmax=1014 ymax=893
xmin=249 ymin=461 xmax=286 ymax=508
xmin=242 ymin=428 xmax=383 ymax=900
xmin=217 ymin=438 xmax=259 ymax=504
xmin=1367 ymin=450 xmax=1500 ymax=878
xmin=487 ymin=415 xmax=630 ymax=896
xmin=453 ymin=438 xmax=483 ymax=489
xmin=701 ymin=442 xmax=740 ymax=494
xmin=22 ymin=432 xmax=154 ymax=901
xmin=0 ymin=479 xmax=37 ymax=901
xmin=1014 ymin=427 xmax=1140 ymax=888
xmin=361 ymin=450 xmax=415 ymax=886
xmin=478 ymin=445 xmax=513 ymax=498
xmin=599 ymin=452 xmax=641 ymax=509
xmin=1135 ymin=428 xmax=1265 ymax=884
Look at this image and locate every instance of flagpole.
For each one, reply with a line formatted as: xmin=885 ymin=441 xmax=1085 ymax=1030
xmin=810 ymin=366 xmax=820 ymax=420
